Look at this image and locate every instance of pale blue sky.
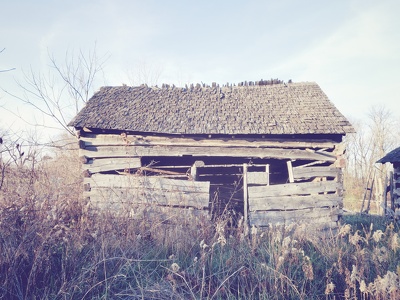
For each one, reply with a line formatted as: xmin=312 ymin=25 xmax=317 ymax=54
xmin=1 ymin=0 xmax=399 ymax=137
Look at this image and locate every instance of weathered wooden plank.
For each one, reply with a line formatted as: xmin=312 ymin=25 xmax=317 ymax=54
xmin=243 ymin=164 xmax=248 ymax=226
xmin=248 ymin=181 xmax=339 ymax=197
xmin=248 ymin=194 xmax=342 ymax=211
xmin=89 ymin=200 xmax=210 ymax=221
xmin=79 ymin=134 xmax=337 ymax=149
xmin=247 ymin=172 xmax=270 ymax=185
xmin=85 ymin=186 xmax=209 ymax=209
xmin=251 ymin=217 xmax=339 ymax=230
xmin=139 ymin=166 xmax=186 ymax=176
xmin=80 ymin=145 xmax=336 ymax=161
xmin=293 ymin=166 xmax=339 ymax=180
xmin=84 ymin=157 xmax=141 ymax=173
xmin=144 ymin=206 xmax=211 ymax=221
xmin=249 ymin=207 xmax=341 ymax=226
xmin=85 ymin=174 xmax=210 ymax=193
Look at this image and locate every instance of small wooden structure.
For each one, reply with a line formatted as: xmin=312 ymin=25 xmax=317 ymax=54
xmin=377 ymin=147 xmax=400 ymax=218
xmin=69 ymin=80 xmax=354 ymax=229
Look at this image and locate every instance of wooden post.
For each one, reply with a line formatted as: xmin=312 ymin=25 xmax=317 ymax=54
xmin=287 ymin=161 xmax=294 ymax=183
xmin=243 ymin=163 xmax=249 ymax=235
xmin=191 ymin=160 xmax=204 ymax=181
xmin=190 ymin=164 xmax=198 ymax=181
xmin=265 ymin=164 xmax=270 ymax=185
xmin=390 ymin=171 xmax=394 ymax=212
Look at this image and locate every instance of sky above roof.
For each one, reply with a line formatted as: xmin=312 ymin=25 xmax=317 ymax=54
xmin=1 ymin=0 xmax=399 ymax=139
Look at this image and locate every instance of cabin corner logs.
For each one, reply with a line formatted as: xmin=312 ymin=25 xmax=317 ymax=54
xmin=79 ymin=130 xmax=345 ymax=229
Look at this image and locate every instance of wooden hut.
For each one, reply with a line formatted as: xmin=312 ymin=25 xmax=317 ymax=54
xmin=377 ymin=147 xmax=400 ymax=217
xmin=68 ymin=80 xmax=354 ymax=229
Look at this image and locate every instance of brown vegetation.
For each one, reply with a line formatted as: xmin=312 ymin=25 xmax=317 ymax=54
xmin=1 ymin=140 xmax=400 ymax=299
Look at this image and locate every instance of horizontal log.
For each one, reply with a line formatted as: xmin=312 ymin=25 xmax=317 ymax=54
xmin=293 ymin=166 xmax=339 ymax=180
xmin=85 ymin=174 xmax=210 ymax=193
xmin=248 ymin=181 xmax=339 ymax=197
xmin=249 ymin=207 xmax=341 ymax=226
xmin=295 ymin=160 xmax=327 ymax=168
xmin=80 ymin=145 xmax=337 ymax=161
xmin=80 ymin=133 xmax=337 ymax=149
xmin=85 ymin=186 xmax=209 ymax=209
xmin=139 ymin=166 xmax=186 ymax=176
xmin=144 ymin=206 xmax=211 ymax=222
xmin=247 ymin=172 xmax=269 ymax=185
xmin=89 ymin=200 xmax=210 ymax=221
xmin=83 ymin=157 xmax=141 ymax=173
xmin=248 ymin=194 xmax=342 ymax=211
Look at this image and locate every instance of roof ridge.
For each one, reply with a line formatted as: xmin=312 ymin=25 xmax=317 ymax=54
xmin=114 ymin=79 xmax=307 ymax=90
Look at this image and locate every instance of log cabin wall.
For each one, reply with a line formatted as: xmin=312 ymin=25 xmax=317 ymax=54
xmin=69 ymin=81 xmax=355 ymax=228
xmin=79 ymin=131 xmax=346 ymax=228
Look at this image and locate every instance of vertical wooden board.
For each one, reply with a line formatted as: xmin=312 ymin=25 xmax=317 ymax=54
xmin=390 ymin=171 xmax=395 ymax=211
xmin=265 ymin=164 xmax=270 ymax=184
xmin=287 ymin=161 xmax=294 ymax=183
xmin=243 ymin=164 xmax=248 ymax=225
xmin=190 ymin=164 xmax=198 ymax=181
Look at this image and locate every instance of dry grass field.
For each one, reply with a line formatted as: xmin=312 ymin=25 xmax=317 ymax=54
xmin=1 ymin=148 xmax=400 ymax=299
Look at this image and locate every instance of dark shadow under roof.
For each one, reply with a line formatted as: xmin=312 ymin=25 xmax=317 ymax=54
xmin=377 ymin=147 xmax=400 ymax=164
xmin=68 ymin=82 xmax=354 ymax=135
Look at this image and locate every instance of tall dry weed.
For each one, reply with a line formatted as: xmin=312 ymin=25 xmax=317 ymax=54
xmin=1 ymin=139 xmax=400 ymax=299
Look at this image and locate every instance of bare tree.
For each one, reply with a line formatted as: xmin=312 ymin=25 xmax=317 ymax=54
xmin=126 ymin=60 xmax=163 ymax=86
xmin=368 ymin=105 xmax=397 ymax=162
xmin=2 ymin=45 xmax=108 ymax=136
xmin=0 ymin=48 xmax=15 ymax=73
xmin=344 ymin=105 xmax=400 ymax=213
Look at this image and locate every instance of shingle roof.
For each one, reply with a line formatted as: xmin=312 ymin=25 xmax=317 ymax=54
xmin=377 ymin=147 xmax=400 ymax=163
xmin=68 ymin=81 xmax=354 ymax=135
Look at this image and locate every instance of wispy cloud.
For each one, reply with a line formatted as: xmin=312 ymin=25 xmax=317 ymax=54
xmin=268 ymin=1 xmax=400 ymax=116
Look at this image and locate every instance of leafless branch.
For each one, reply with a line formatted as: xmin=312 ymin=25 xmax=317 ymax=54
xmin=5 ymin=44 xmax=108 ymax=137
xmin=0 ymin=47 xmax=16 ymax=72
